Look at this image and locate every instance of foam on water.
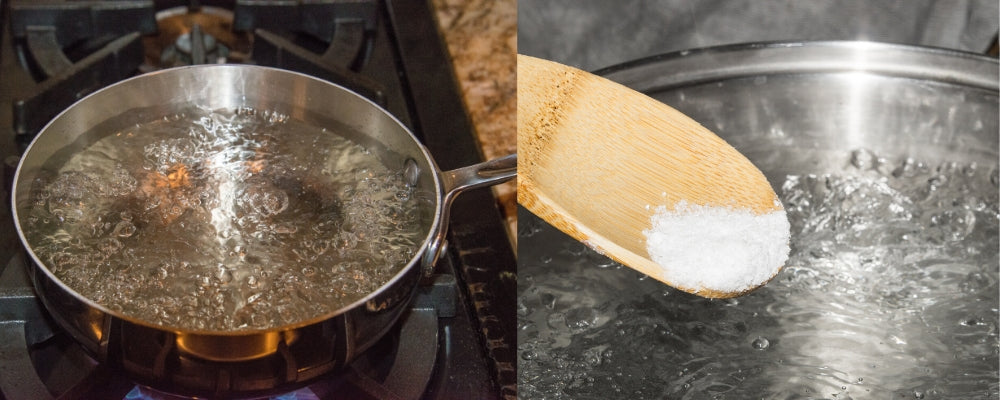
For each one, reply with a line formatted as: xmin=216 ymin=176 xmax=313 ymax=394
xmin=519 ymin=149 xmax=999 ymax=398
xmin=23 ymin=107 xmax=425 ymax=331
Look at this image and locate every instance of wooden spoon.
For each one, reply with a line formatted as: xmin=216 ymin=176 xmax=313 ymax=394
xmin=517 ymin=54 xmax=789 ymax=299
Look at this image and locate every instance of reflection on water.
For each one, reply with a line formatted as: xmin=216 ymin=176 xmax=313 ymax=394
xmin=518 ymin=150 xmax=998 ymax=399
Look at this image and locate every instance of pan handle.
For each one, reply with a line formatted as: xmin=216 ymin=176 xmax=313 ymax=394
xmin=421 ymin=153 xmax=517 ymax=276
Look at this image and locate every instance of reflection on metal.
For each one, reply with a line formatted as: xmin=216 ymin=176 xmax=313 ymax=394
xmin=25 ymin=26 xmax=72 ymax=77
xmin=176 ymin=330 xmax=301 ymax=362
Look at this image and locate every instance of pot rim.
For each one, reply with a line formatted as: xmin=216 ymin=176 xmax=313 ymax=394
xmin=594 ymin=40 xmax=999 ymax=92
xmin=11 ymin=64 xmax=445 ymax=336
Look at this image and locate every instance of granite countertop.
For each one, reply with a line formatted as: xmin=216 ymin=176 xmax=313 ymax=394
xmin=431 ymin=0 xmax=517 ymax=245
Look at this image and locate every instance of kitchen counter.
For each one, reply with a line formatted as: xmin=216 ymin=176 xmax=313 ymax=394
xmin=431 ymin=0 xmax=517 ymax=245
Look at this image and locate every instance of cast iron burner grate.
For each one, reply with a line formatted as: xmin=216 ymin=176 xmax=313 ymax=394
xmin=8 ymin=0 xmax=384 ymax=145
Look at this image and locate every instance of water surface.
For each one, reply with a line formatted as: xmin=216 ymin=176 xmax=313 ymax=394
xmin=22 ymin=108 xmax=425 ymax=331
xmin=519 ymin=150 xmax=999 ymax=399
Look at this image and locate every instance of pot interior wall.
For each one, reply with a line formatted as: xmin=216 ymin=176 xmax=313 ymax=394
xmin=651 ymin=72 xmax=997 ymax=182
xmin=518 ymin=43 xmax=998 ymax=398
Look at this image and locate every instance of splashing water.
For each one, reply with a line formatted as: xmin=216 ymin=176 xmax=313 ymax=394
xmin=22 ymin=107 xmax=426 ymax=331
xmin=519 ymin=149 xmax=998 ymax=398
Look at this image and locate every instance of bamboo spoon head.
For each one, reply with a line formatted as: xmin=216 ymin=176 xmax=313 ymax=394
xmin=516 ymin=54 xmax=790 ymax=298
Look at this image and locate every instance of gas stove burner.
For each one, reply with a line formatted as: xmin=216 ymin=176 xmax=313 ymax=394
xmin=169 ymin=24 xmax=225 ymax=64
xmin=142 ymin=6 xmax=252 ymax=70
xmin=125 ymin=385 xmax=319 ymax=399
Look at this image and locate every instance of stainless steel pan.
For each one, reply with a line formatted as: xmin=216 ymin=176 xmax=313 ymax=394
xmin=11 ymin=65 xmax=515 ymax=398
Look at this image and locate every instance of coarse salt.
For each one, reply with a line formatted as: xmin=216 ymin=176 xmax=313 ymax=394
xmin=643 ymin=200 xmax=790 ymax=294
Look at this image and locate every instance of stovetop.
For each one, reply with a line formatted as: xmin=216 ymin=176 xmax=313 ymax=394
xmin=0 ymin=1 xmax=516 ymax=399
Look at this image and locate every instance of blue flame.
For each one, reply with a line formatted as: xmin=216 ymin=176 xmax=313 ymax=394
xmin=125 ymin=386 xmax=319 ymax=400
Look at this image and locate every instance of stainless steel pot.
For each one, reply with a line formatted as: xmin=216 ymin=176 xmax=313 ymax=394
xmin=519 ymin=42 xmax=997 ymax=398
xmin=12 ymin=65 xmax=515 ymax=398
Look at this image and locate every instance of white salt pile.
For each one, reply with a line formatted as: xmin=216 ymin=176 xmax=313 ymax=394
xmin=643 ymin=200 xmax=790 ymax=294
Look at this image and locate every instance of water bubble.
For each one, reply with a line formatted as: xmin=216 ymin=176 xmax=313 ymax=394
xmin=892 ymin=157 xmax=917 ymax=178
xmin=583 ymin=347 xmax=602 ymax=366
xmin=913 ymin=391 xmax=925 ymax=399
xmin=260 ymin=190 xmax=289 ymax=215
xmin=565 ymin=307 xmax=598 ymax=330
xmin=216 ymin=266 xmax=233 ymax=284
xmin=927 ymin=174 xmax=948 ymax=187
xmin=850 ymin=149 xmax=877 ymax=170
xmin=273 ymin=223 xmax=297 ymax=234
xmin=751 ymin=336 xmax=770 ymax=350
xmin=517 ymin=219 xmax=542 ymax=238
xmin=962 ymin=163 xmax=978 ymax=177
xmin=563 ymin=242 xmax=588 ymax=256
xmin=394 ymin=189 xmax=411 ymax=201
xmin=113 ymin=221 xmax=137 ymax=238
xmin=98 ymin=238 xmax=124 ymax=254
xmin=540 ymin=293 xmax=556 ymax=309
xmin=50 ymin=209 xmax=66 ymax=223
xmin=517 ymin=300 xmax=531 ymax=318
xmin=546 ymin=312 xmax=565 ymax=329
xmin=337 ymin=233 xmax=358 ymax=251
xmin=310 ymin=239 xmax=330 ymax=255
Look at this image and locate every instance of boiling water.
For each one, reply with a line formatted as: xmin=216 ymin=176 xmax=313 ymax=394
xmin=519 ymin=150 xmax=998 ymax=399
xmin=21 ymin=108 xmax=425 ymax=331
